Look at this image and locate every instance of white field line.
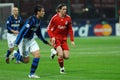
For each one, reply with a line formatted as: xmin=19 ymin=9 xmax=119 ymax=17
xmin=72 ymin=46 xmax=120 ymax=50
xmin=75 ymin=51 xmax=120 ymax=55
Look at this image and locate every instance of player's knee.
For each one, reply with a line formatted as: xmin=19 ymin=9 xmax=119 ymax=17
xmin=9 ymin=48 xmax=14 ymax=52
xmin=32 ymin=51 xmax=40 ymax=58
xmin=64 ymin=56 xmax=69 ymax=59
xmin=34 ymin=54 xmax=40 ymax=58
xmin=58 ymin=55 xmax=63 ymax=58
xmin=23 ymin=57 xmax=30 ymax=63
xmin=23 ymin=61 xmax=29 ymax=63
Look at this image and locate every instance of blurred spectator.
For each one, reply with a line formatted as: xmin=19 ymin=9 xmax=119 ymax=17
xmin=100 ymin=13 xmax=108 ymax=24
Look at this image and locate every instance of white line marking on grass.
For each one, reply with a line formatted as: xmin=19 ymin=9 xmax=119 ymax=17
xmin=73 ymin=46 xmax=120 ymax=50
xmin=74 ymin=51 xmax=120 ymax=55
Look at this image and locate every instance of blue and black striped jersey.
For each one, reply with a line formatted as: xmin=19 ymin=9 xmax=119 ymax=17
xmin=15 ymin=15 xmax=48 ymax=45
xmin=6 ymin=15 xmax=23 ymax=33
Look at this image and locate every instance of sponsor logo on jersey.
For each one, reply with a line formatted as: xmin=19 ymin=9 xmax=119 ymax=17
xmin=57 ymin=25 xmax=66 ymax=29
xmin=11 ymin=24 xmax=20 ymax=27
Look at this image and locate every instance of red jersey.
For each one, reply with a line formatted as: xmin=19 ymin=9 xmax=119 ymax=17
xmin=47 ymin=13 xmax=74 ymax=41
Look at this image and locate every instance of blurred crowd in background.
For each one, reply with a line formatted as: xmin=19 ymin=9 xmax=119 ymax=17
xmin=0 ymin=0 xmax=118 ymax=21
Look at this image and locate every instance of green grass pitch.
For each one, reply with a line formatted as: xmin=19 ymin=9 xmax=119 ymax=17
xmin=0 ymin=36 xmax=120 ymax=80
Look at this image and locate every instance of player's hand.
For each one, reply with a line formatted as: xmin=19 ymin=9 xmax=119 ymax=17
xmin=51 ymin=37 xmax=55 ymax=46
xmin=13 ymin=31 xmax=19 ymax=34
xmin=11 ymin=30 xmax=19 ymax=35
xmin=71 ymin=41 xmax=75 ymax=47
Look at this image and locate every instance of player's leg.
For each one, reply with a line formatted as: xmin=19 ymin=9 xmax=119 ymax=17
xmin=63 ymin=50 xmax=69 ymax=59
xmin=56 ymin=46 xmax=65 ymax=74
xmin=5 ymin=48 xmax=14 ymax=63
xmin=15 ymin=49 xmax=21 ymax=63
xmin=59 ymin=40 xmax=69 ymax=73
xmin=59 ymin=50 xmax=69 ymax=74
xmin=54 ymin=39 xmax=65 ymax=73
xmin=12 ymin=39 xmax=29 ymax=63
xmin=62 ymin=41 xmax=69 ymax=59
xmin=5 ymin=33 xmax=15 ymax=64
xmin=29 ymin=50 xmax=40 ymax=78
xmin=28 ymin=40 xmax=40 ymax=78
xmin=11 ymin=49 xmax=26 ymax=63
xmin=11 ymin=49 xmax=21 ymax=64
xmin=12 ymin=49 xmax=25 ymax=63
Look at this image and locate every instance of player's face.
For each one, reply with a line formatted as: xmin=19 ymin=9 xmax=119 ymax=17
xmin=13 ymin=7 xmax=19 ymax=16
xmin=60 ymin=6 xmax=67 ymax=16
xmin=38 ymin=8 xmax=45 ymax=18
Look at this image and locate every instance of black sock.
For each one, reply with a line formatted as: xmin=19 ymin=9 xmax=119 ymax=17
xmin=30 ymin=58 xmax=40 ymax=75
xmin=14 ymin=52 xmax=23 ymax=62
xmin=6 ymin=50 xmax=11 ymax=58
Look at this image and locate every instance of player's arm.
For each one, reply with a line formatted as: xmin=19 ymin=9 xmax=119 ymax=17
xmin=19 ymin=17 xmax=24 ymax=29
xmin=6 ymin=16 xmax=12 ymax=31
xmin=68 ymin=18 xmax=75 ymax=46
xmin=47 ymin=18 xmax=56 ymax=45
xmin=11 ymin=30 xmax=19 ymax=34
xmin=47 ymin=17 xmax=55 ymax=38
xmin=36 ymin=25 xmax=50 ymax=45
xmin=15 ymin=20 xmax=33 ymax=45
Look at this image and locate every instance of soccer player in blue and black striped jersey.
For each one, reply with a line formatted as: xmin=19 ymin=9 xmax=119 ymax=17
xmin=13 ymin=5 xmax=51 ymax=78
xmin=5 ymin=7 xmax=23 ymax=64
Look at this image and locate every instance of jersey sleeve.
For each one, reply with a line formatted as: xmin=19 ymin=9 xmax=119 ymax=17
xmin=47 ymin=17 xmax=55 ymax=38
xmin=36 ymin=24 xmax=49 ymax=44
xmin=6 ymin=16 xmax=12 ymax=31
xmin=19 ymin=17 xmax=24 ymax=30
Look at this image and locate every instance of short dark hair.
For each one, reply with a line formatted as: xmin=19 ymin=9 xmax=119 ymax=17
xmin=56 ymin=3 xmax=66 ymax=12
xmin=34 ymin=5 xmax=44 ymax=15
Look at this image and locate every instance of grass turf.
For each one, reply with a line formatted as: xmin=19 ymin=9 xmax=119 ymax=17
xmin=0 ymin=36 xmax=120 ymax=80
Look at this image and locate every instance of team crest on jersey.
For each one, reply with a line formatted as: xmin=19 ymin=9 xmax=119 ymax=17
xmin=65 ymin=21 xmax=68 ymax=26
xmin=26 ymin=24 xmax=30 ymax=28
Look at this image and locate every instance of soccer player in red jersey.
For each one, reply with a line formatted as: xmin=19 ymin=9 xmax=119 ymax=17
xmin=47 ymin=3 xmax=75 ymax=74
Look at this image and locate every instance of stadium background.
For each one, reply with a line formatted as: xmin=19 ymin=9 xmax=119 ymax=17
xmin=0 ymin=0 xmax=120 ymax=39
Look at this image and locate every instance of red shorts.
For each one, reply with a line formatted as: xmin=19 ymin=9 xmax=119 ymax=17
xmin=54 ymin=39 xmax=69 ymax=50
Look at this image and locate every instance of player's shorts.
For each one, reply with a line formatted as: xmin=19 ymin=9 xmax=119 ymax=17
xmin=54 ymin=39 xmax=69 ymax=50
xmin=7 ymin=33 xmax=17 ymax=48
xmin=18 ymin=38 xmax=39 ymax=57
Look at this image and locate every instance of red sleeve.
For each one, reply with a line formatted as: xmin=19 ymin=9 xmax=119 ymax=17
xmin=68 ymin=17 xmax=74 ymax=41
xmin=47 ymin=17 xmax=55 ymax=38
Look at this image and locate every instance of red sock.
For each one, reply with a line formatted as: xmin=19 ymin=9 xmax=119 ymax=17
xmin=58 ymin=58 xmax=64 ymax=68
